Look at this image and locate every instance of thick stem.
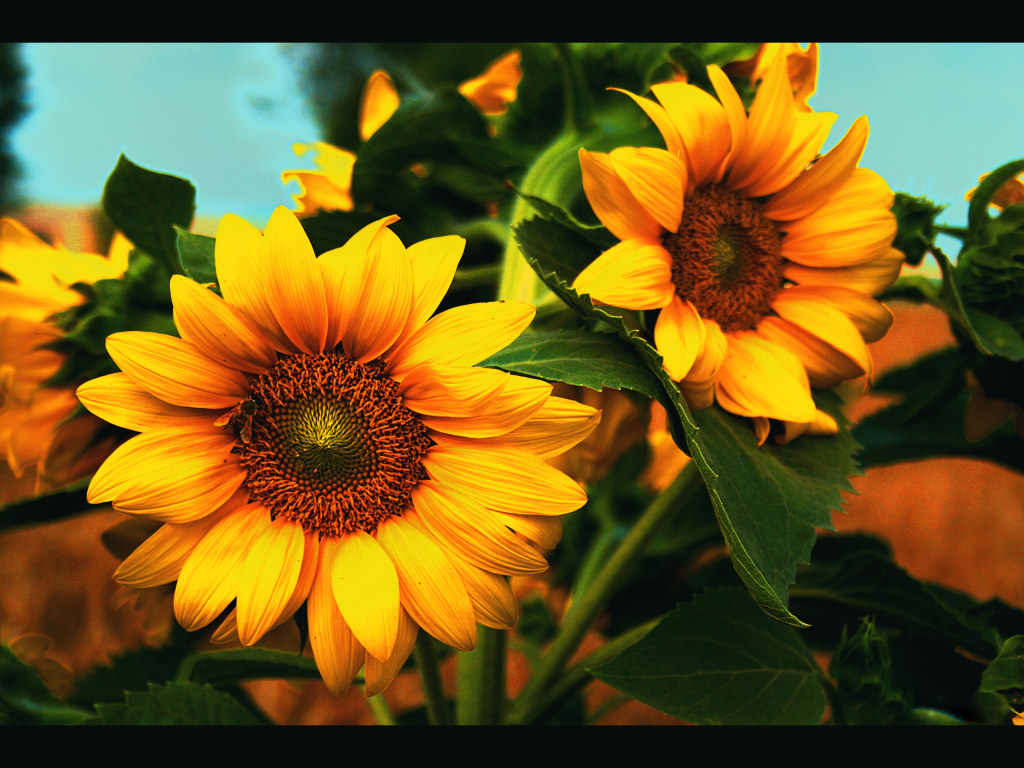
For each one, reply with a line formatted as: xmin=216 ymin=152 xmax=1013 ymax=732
xmin=413 ymin=634 xmax=451 ymax=725
xmin=455 ymin=625 xmax=507 ymax=724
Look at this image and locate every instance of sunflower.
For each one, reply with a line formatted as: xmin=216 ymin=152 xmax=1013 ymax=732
xmin=571 ymin=55 xmax=903 ymax=437
xmin=77 ymin=207 xmax=599 ymax=695
xmin=725 ymin=43 xmax=819 ymax=111
xmin=0 ymin=219 xmax=129 ymax=492
xmin=283 ymin=51 xmax=523 ymax=218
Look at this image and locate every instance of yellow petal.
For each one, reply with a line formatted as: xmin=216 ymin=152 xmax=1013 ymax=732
xmin=496 ymin=511 xmax=562 ymax=550
xmin=360 ymin=70 xmax=400 ymax=142
xmin=399 ymin=364 xmax=511 ymax=417
xmin=398 ymin=235 xmax=466 ymax=344
xmin=174 ymin=503 xmax=268 ymax=632
xmin=374 ymin=513 xmax=477 ymax=652
xmin=651 ymin=80 xmax=731 ymax=189
xmin=412 ymin=480 xmax=550 ymax=575
xmin=578 ymin=148 xmax=663 ymax=242
xmin=424 ymin=438 xmax=587 ymax=516
xmin=214 ymin=213 xmax=289 ymax=350
xmin=87 ymin=428 xmax=246 ymax=523
xmin=447 ymin=557 xmax=518 ymax=630
xmin=707 ymin=64 xmax=748 ymax=180
xmin=106 ymin=331 xmax=250 ymax=409
xmin=387 ymin=301 xmax=535 ymax=379
xmin=781 ymin=168 xmax=896 ymax=268
xmin=341 ymin=222 xmax=413 ymax=363
xmin=607 ymin=146 xmax=685 ymax=233
xmin=76 ymin=373 xmax=216 ymax=434
xmin=757 ymin=316 xmax=869 ymax=390
xmin=281 ymin=170 xmax=354 ymax=217
xmin=330 ymin=530 xmax=401 ymax=662
xmin=419 ymin=373 xmax=551 ymax=439
xmin=572 ymin=238 xmax=675 ymax=310
xmin=609 ymin=88 xmax=684 ymax=158
xmin=783 ymin=246 xmax=904 ymax=296
xmin=308 ymin=538 xmax=366 ymax=695
xmin=715 ymin=331 xmax=816 ymax=423
xmin=170 ymin=275 xmax=277 ymax=373
xmin=266 ymin=206 xmax=329 ymax=355
xmin=236 ymin=517 xmax=308 ymax=647
xmin=363 ymin=608 xmax=418 ymax=697
xmin=779 ymin=284 xmax=893 ymax=343
xmin=476 ymin=395 xmax=601 ymax=459
xmin=680 ymin=319 xmax=728 ymax=410
xmin=114 ymin=494 xmax=240 ymax=588
xmin=318 ymin=215 xmax=401 ymax=351
xmin=654 ymin=296 xmax=705 ymax=380
xmin=762 ymin=116 xmax=868 ymax=223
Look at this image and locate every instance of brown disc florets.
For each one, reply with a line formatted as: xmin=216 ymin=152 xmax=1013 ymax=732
xmin=233 ymin=353 xmax=432 ymax=537
xmin=661 ymin=184 xmax=785 ymax=332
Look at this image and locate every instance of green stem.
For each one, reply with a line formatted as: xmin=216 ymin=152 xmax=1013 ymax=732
xmin=455 ymin=625 xmax=507 ymax=724
xmin=413 ymin=634 xmax=451 ymax=725
xmin=366 ymin=693 xmax=397 ymax=725
xmin=508 ymin=460 xmax=703 ymax=724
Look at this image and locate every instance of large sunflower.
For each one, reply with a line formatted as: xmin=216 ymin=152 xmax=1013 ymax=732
xmin=0 ymin=219 xmax=129 ymax=492
xmin=77 ymin=207 xmax=598 ymax=695
xmin=572 ymin=54 xmax=903 ymax=435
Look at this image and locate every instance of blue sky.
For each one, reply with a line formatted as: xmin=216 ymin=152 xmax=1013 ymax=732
xmin=10 ymin=43 xmax=1024 ymax=236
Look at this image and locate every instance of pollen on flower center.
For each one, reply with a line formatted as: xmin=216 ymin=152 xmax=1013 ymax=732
xmin=234 ymin=353 xmax=431 ymax=537
xmin=661 ymin=185 xmax=785 ymax=332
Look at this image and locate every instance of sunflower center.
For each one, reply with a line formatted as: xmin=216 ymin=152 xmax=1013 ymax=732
xmin=234 ymin=353 xmax=431 ymax=537
xmin=661 ymin=184 xmax=785 ymax=332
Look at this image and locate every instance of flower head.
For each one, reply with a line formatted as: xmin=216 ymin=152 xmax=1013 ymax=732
xmin=0 ymin=219 xmax=129 ymax=491
xmin=77 ymin=207 xmax=598 ymax=695
xmin=572 ymin=56 xmax=902 ymax=435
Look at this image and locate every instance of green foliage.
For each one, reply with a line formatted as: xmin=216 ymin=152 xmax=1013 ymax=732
xmin=829 ymin=619 xmax=911 ymax=725
xmin=176 ymin=648 xmax=321 ymax=687
xmin=893 ymin=193 xmax=945 ymax=267
xmin=981 ymin=635 xmax=1024 ymax=718
xmin=589 ymin=588 xmax=828 ymax=725
xmin=0 ymin=644 xmax=92 ymax=725
xmin=175 ymin=227 xmax=217 ymax=287
xmin=92 ymin=681 xmax=265 ymax=725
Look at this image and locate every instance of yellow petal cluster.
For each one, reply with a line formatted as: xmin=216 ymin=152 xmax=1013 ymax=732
xmin=0 ymin=220 xmax=129 ymax=491
xmin=77 ymin=207 xmax=598 ymax=696
xmin=572 ymin=54 xmax=902 ymax=441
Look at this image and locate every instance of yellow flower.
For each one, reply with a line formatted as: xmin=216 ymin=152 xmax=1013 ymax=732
xmin=77 ymin=207 xmax=598 ymax=696
xmin=572 ymin=55 xmax=902 ymax=433
xmin=726 ymin=43 xmax=819 ymax=111
xmin=0 ymin=219 xmax=129 ymax=492
xmin=457 ymin=50 xmax=523 ymax=117
xmin=283 ymin=51 xmax=522 ymax=218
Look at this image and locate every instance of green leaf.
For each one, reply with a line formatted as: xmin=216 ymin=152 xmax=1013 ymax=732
xmin=177 ymin=648 xmax=321 ymax=688
xmin=589 ymin=588 xmax=828 ymax=725
xmin=980 ymin=635 xmax=1024 ymax=708
xmin=479 ymin=328 xmax=662 ymax=397
xmin=93 ymin=681 xmax=262 ymax=725
xmin=514 ymin=212 xmax=861 ymax=627
xmin=966 ymin=157 xmax=1024 ymax=236
xmin=175 ymin=227 xmax=217 ymax=287
xmin=829 ymin=618 xmax=911 ymax=725
xmin=101 ymin=154 xmax=196 ymax=272
xmin=0 ymin=644 xmax=93 ymax=725
xmin=70 ymin=644 xmax=189 ymax=706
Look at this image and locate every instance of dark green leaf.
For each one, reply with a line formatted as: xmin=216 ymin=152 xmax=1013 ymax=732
xmin=93 ymin=681 xmax=262 ymax=725
xmin=981 ymin=635 xmax=1024 ymax=707
xmin=101 ymin=155 xmax=196 ymax=271
xmin=589 ymin=588 xmax=828 ymax=725
xmin=480 ymin=328 xmax=662 ymax=396
xmin=829 ymin=618 xmax=911 ymax=725
xmin=0 ymin=644 xmax=93 ymax=725
xmin=967 ymin=157 xmax=1024 ymax=236
xmin=0 ymin=481 xmax=90 ymax=533
xmin=70 ymin=644 xmax=189 ymax=706
xmin=893 ymin=193 xmax=945 ymax=267
xmin=175 ymin=227 xmax=217 ymax=287
xmin=177 ymin=648 xmax=321 ymax=688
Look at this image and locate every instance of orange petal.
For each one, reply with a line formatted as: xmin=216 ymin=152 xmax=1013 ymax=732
xmin=447 ymin=557 xmax=518 ymax=630
xmin=308 ymin=538 xmax=366 ymax=695
xmin=399 ymin=364 xmax=511 ymax=417
xmin=374 ymin=513 xmax=477 ymax=652
xmin=579 ymin=148 xmax=663 ymax=242
xmin=707 ymin=65 xmax=748 ymax=180
xmin=779 ymin=284 xmax=893 ymax=343
xmin=572 ymin=238 xmax=675 ymax=310
xmin=359 ymin=70 xmax=400 ymax=142
xmin=608 ymin=146 xmax=685 ymax=233
xmin=651 ymin=80 xmax=731 ymax=189
xmin=106 ymin=332 xmax=250 ymax=410
xmin=715 ymin=331 xmax=816 ymax=423
xmin=783 ymin=246 xmax=904 ymax=296
xmin=363 ymin=608 xmax=418 ymax=697
xmin=476 ymin=395 xmax=601 ymax=459
xmin=419 ymin=374 xmax=551 ymax=439
xmin=77 ymin=373 xmax=216 ymax=434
